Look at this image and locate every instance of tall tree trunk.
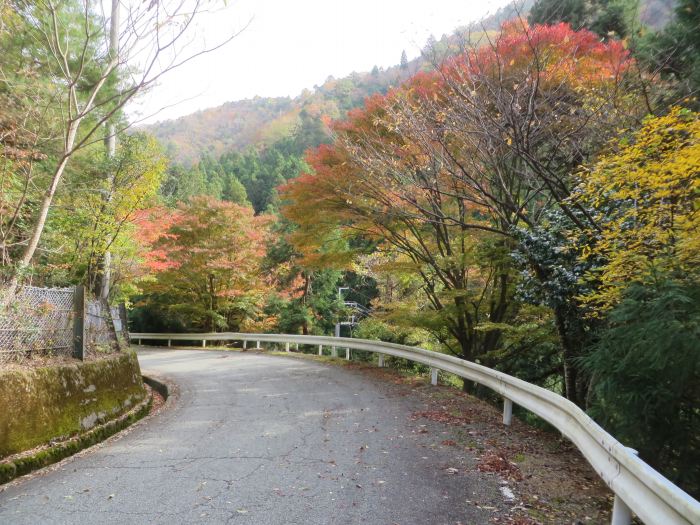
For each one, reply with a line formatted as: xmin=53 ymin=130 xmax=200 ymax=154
xmin=99 ymin=0 xmax=120 ymax=300
xmin=553 ymin=303 xmax=589 ymax=407
xmin=4 ymin=120 xmax=82 ymax=302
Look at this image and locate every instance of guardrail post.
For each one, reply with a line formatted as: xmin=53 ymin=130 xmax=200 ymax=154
xmin=318 ymin=344 xmax=323 ymax=355
xmin=331 ymin=346 xmax=337 ymax=358
xmin=243 ymin=340 xmax=247 ymax=349
xmin=202 ymin=340 xmax=206 ymax=348
xmin=346 ymin=348 xmax=350 ymax=360
xmin=168 ymin=339 xmax=171 ymax=347
xmin=503 ymin=398 xmax=513 ymax=426
xmin=430 ymin=368 xmax=438 ymax=385
xmin=285 ymin=342 xmax=290 ymax=353
xmin=611 ymin=449 xmax=638 ymax=525
xmin=256 ymin=340 xmax=260 ymax=349
xmin=138 ymin=338 xmax=142 ymax=345
xmin=378 ymin=354 xmax=385 ymax=367
xmin=611 ymin=496 xmax=633 ymax=525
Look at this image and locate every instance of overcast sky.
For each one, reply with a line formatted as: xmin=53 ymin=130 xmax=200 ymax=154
xmin=129 ymin=0 xmax=510 ymax=125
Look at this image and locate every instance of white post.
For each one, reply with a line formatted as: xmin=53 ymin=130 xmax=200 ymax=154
xmin=430 ymin=368 xmax=438 ymax=385
xmin=331 ymin=346 xmax=338 ymax=358
xmin=256 ymin=340 xmax=261 ymax=349
xmin=285 ymin=342 xmax=290 ymax=353
xmin=168 ymin=339 xmax=171 ymax=347
xmin=503 ymin=398 xmax=513 ymax=426
xmin=295 ymin=343 xmax=299 ymax=351
xmin=318 ymin=345 xmax=323 ymax=356
xmin=346 ymin=348 xmax=350 ymax=360
xmin=611 ymin=496 xmax=633 ymax=525
xmin=202 ymin=340 xmax=206 ymax=348
xmin=138 ymin=339 xmax=141 ymax=345
xmin=611 ymin=449 xmax=638 ymax=525
xmin=378 ymin=354 xmax=385 ymax=367
xmin=243 ymin=340 xmax=247 ymax=349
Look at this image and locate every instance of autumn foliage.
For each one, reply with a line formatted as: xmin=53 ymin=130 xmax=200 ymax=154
xmin=136 ymin=197 xmax=272 ymax=331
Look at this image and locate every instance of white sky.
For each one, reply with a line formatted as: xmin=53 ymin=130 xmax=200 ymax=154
xmin=129 ymin=0 xmax=510 ymax=125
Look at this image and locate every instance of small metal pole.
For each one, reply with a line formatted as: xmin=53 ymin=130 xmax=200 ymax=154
xmin=285 ymin=342 xmax=290 ymax=352
xmin=295 ymin=343 xmax=299 ymax=351
xmin=346 ymin=348 xmax=350 ymax=360
xmin=503 ymin=398 xmax=513 ymax=426
xmin=202 ymin=340 xmax=206 ymax=348
xmin=331 ymin=346 xmax=338 ymax=358
xmin=256 ymin=340 xmax=261 ymax=349
xmin=430 ymin=368 xmax=438 ymax=385
xmin=318 ymin=345 xmax=323 ymax=356
xmin=168 ymin=339 xmax=171 ymax=347
xmin=243 ymin=340 xmax=247 ymax=349
xmin=378 ymin=354 xmax=385 ymax=367
xmin=611 ymin=449 xmax=638 ymax=525
xmin=138 ymin=338 xmax=142 ymax=346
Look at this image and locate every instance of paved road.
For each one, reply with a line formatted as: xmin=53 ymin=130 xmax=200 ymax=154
xmin=0 ymin=350 xmax=506 ymax=524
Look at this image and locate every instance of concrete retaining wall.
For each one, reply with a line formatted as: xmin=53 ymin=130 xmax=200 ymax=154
xmin=0 ymin=352 xmax=146 ymax=458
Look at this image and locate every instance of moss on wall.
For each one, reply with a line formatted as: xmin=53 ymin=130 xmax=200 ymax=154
xmin=0 ymin=352 xmax=146 ymax=458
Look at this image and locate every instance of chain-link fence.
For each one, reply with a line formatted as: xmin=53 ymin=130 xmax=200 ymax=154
xmin=0 ymin=286 xmax=75 ymax=364
xmin=1 ymin=285 xmax=128 ymax=364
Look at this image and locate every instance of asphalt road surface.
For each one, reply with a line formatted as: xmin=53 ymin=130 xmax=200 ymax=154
xmin=0 ymin=349 xmax=507 ymax=524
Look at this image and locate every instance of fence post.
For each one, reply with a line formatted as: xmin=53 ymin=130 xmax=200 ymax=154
xmin=72 ymin=285 xmax=85 ymax=361
xmin=503 ymin=398 xmax=513 ymax=426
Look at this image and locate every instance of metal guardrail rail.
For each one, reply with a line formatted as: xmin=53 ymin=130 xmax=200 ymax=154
xmin=130 ymin=331 xmax=700 ymax=525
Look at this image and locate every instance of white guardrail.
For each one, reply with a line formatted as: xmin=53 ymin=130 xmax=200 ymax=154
xmin=130 ymin=332 xmax=700 ymax=525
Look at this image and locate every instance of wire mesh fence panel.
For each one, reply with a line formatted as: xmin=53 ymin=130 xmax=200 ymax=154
xmin=85 ymin=298 xmax=121 ymax=357
xmin=0 ymin=286 xmax=75 ymax=364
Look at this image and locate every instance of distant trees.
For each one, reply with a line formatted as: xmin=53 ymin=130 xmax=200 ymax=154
xmin=636 ymin=0 xmax=700 ymax=108
xmin=528 ymin=0 xmax=637 ymax=37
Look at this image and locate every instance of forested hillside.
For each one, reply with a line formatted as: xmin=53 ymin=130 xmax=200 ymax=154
xmin=144 ymin=66 xmax=412 ymax=164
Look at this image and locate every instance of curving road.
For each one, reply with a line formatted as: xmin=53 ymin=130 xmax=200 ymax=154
xmin=0 ymin=349 xmax=506 ymax=524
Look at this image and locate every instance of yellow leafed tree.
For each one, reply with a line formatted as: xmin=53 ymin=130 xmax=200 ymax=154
xmin=576 ymin=107 xmax=700 ymax=312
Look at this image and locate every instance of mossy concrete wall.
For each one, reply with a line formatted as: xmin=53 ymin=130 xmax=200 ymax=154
xmin=0 ymin=352 xmax=145 ymax=458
